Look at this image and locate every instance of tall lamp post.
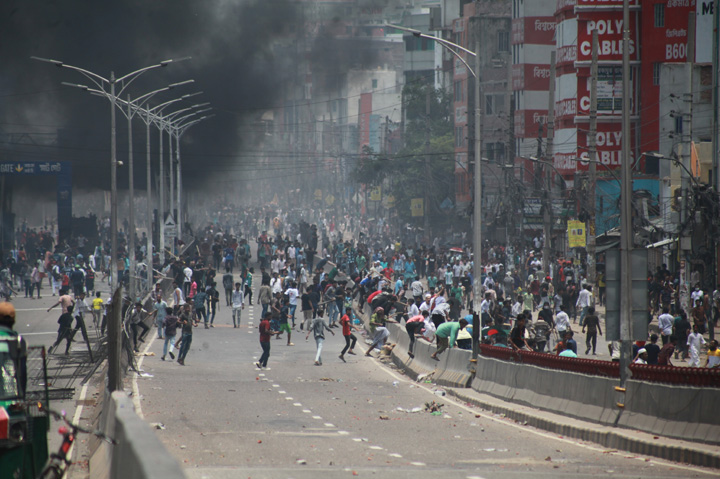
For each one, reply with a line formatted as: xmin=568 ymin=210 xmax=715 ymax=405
xmin=169 ymin=113 xmax=214 ymax=239
xmin=154 ymin=105 xmax=210 ymax=255
xmin=31 ymin=55 xmax=188 ymax=293
xmin=111 ymin=82 xmax=195 ymax=296
xmin=384 ymin=24 xmax=482 ymax=357
xmin=138 ymin=92 xmax=203 ymax=274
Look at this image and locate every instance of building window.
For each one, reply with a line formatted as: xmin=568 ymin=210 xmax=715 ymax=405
xmin=455 ymin=126 xmax=465 ymax=148
xmin=674 ymin=115 xmax=683 ymax=134
xmin=485 ymin=94 xmax=505 ymax=115
xmin=652 ymin=63 xmax=661 ymax=86
xmin=372 ymin=79 xmax=378 ymax=89
xmin=654 ymin=4 xmax=665 ymax=28
xmin=454 ymin=80 xmax=464 ymax=102
xmin=498 ymin=31 xmax=510 ymax=53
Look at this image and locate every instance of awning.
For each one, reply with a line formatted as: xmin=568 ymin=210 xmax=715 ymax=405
xmin=646 ymin=237 xmax=678 ymax=249
xmin=595 ymin=241 xmax=620 ymax=254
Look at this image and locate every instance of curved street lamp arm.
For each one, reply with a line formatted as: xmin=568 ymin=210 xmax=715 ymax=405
xmin=383 ymin=24 xmax=476 ymax=78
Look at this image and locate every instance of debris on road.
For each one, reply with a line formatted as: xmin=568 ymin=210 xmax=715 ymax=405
xmin=296 ymin=459 xmax=307 ymax=465
xmin=425 ymin=401 xmax=444 ymax=413
xmin=319 ymin=377 xmax=336 ymax=382
xmin=151 ymin=423 xmax=165 ymax=430
xmin=433 ymin=388 xmax=446 ymax=396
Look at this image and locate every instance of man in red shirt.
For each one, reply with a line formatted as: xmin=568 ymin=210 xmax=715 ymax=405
xmin=339 ymin=307 xmax=362 ymax=362
xmin=405 ymin=311 xmax=429 ymax=358
xmin=256 ymin=312 xmax=278 ymax=369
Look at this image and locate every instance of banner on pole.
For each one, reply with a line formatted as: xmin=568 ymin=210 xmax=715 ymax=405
xmin=411 ymin=198 xmax=424 ymax=217
xmin=567 ymin=220 xmax=586 ymax=248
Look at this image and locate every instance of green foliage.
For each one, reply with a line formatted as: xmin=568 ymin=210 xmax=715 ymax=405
xmin=354 ymin=83 xmax=457 ymax=228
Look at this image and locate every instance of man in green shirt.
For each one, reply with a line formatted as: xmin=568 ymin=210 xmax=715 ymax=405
xmin=431 ymin=318 xmax=468 ymax=360
xmin=450 ymin=283 xmax=464 ymax=302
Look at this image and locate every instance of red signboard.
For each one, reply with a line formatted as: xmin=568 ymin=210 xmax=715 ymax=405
xmin=512 ymin=63 xmax=552 ymax=91
xmin=575 ymin=121 xmax=635 ymax=171
xmin=512 ymin=17 xmax=556 ymax=45
xmin=577 ymin=11 xmax=639 ymax=62
xmin=576 ymin=65 xmax=638 ymax=115
xmin=514 ymin=109 xmax=550 ymax=139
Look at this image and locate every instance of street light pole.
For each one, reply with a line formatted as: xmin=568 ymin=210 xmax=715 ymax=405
xmin=619 ymin=0 xmax=633 ymax=383
xmin=32 ymin=55 xmax=189 ymax=293
xmin=171 ymin=114 xmax=214 ymax=238
xmin=384 ymin=23 xmax=482 ymax=354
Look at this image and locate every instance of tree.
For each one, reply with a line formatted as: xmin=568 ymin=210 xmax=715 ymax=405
xmin=354 ymin=82 xmax=456 ymax=232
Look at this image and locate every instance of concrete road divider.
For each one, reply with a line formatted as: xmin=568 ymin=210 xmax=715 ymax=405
xmin=434 ymin=347 xmax=473 ymax=388
xmin=387 ymin=322 xmax=473 ymax=388
xmin=90 ymin=391 xmax=186 ymax=479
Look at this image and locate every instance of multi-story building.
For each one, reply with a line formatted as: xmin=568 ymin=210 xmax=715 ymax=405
xmin=511 ymin=0 xmax=556 ymax=166
xmin=450 ymin=0 xmax=511 ymax=222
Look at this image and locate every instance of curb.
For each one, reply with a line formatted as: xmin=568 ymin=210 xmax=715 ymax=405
xmin=446 ymin=388 xmax=720 ymax=470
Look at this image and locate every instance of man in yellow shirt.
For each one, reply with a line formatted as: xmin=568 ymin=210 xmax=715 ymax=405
xmin=91 ymin=291 xmax=104 ymax=327
xmin=705 ymin=340 xmax=720 ymax=368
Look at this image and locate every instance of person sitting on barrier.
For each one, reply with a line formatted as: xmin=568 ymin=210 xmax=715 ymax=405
xmin=430 ymin=318 xmax=468 ymax=361
xmin=510 ymin=314 xmax=531 ymax=351
xmin=644 ymin=334 xmax=660 ymax=365
xmin=633 ymin=347 xmax=649 ymax=364
xmin=704 ymin=339 xmax=720 ymax=368
xmin=405 ymin=310 xmax=428 ymax=358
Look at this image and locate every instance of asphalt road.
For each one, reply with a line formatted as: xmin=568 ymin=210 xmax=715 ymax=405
xmin=134 ymin=280 xmax=714 ymax=479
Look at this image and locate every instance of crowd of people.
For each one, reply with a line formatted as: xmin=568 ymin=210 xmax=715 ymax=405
xmin=4 ymin=203 xmax=718 ymax=371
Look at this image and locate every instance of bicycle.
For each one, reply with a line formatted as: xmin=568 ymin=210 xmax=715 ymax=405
xmin=37 ymin=404 xmax=116 ymax=479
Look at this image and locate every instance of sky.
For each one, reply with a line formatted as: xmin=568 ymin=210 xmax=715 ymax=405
xmin=0 ymin=0 xmax=308 ymax=190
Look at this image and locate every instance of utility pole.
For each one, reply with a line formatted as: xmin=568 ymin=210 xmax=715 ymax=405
xmin=424 ymin=86 xmax=431 ymax=243
xmin=680 ymin=13 xmax=696 ymax=315
xmin=542 ymin=52 xmax=556 ymax=276
xmin=158 ymin=124 xmax=165 ymax=263
xmin=587 ymin=30 xmax=599 ymax=289
xmin=145 ymin=108 xmax=153 ymax=287
xmin=472 ymin=38 xmax=482 ymax=359
xmin=713 ymin=0 xmax=719 ymax=309
xmin=619 ymin=0 xmax=633 ymax=383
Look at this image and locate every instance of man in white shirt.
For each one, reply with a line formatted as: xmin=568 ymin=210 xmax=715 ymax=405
xmin=410 ymin=277 xmax=424 ymax=302
xmin=183 ymin=264 xmax=193 ymax=297
xmin=657 ymin=307 xmax=674 ymax=345
xmin=687 ymin=324 xmax=705 ymax=367
xmin=691 ymin=285 xmax=704 ymax=308
xmin=407 ymin=297 xmax=420 ymax=318
xmin=511 ymin=294 xmax=523 ymax=319
xmin=270 ymin=272 xmax=283 ymax=295
xmin=555 ymin=306 xmax=571 ymax=337
xmin=419 ymin=293 xmax=432 ymax=314
xmin=285 ymin=281 xmax=299 ymax=328
xmin=171 ymin=281 xmax=185 ymax=312
xmin=576 ymin=285 xmax=593 ymax=326
xmin=231 ymin=282 xmax=244 ymax=327
xmin=271 ymin=256 xmax=285 ymax=275
xmin=452 ymin=260 xmax=463 ymax=280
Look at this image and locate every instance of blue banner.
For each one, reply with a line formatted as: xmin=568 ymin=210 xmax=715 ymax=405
xmin=0 ymin=161 xmax=72 ymax=241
